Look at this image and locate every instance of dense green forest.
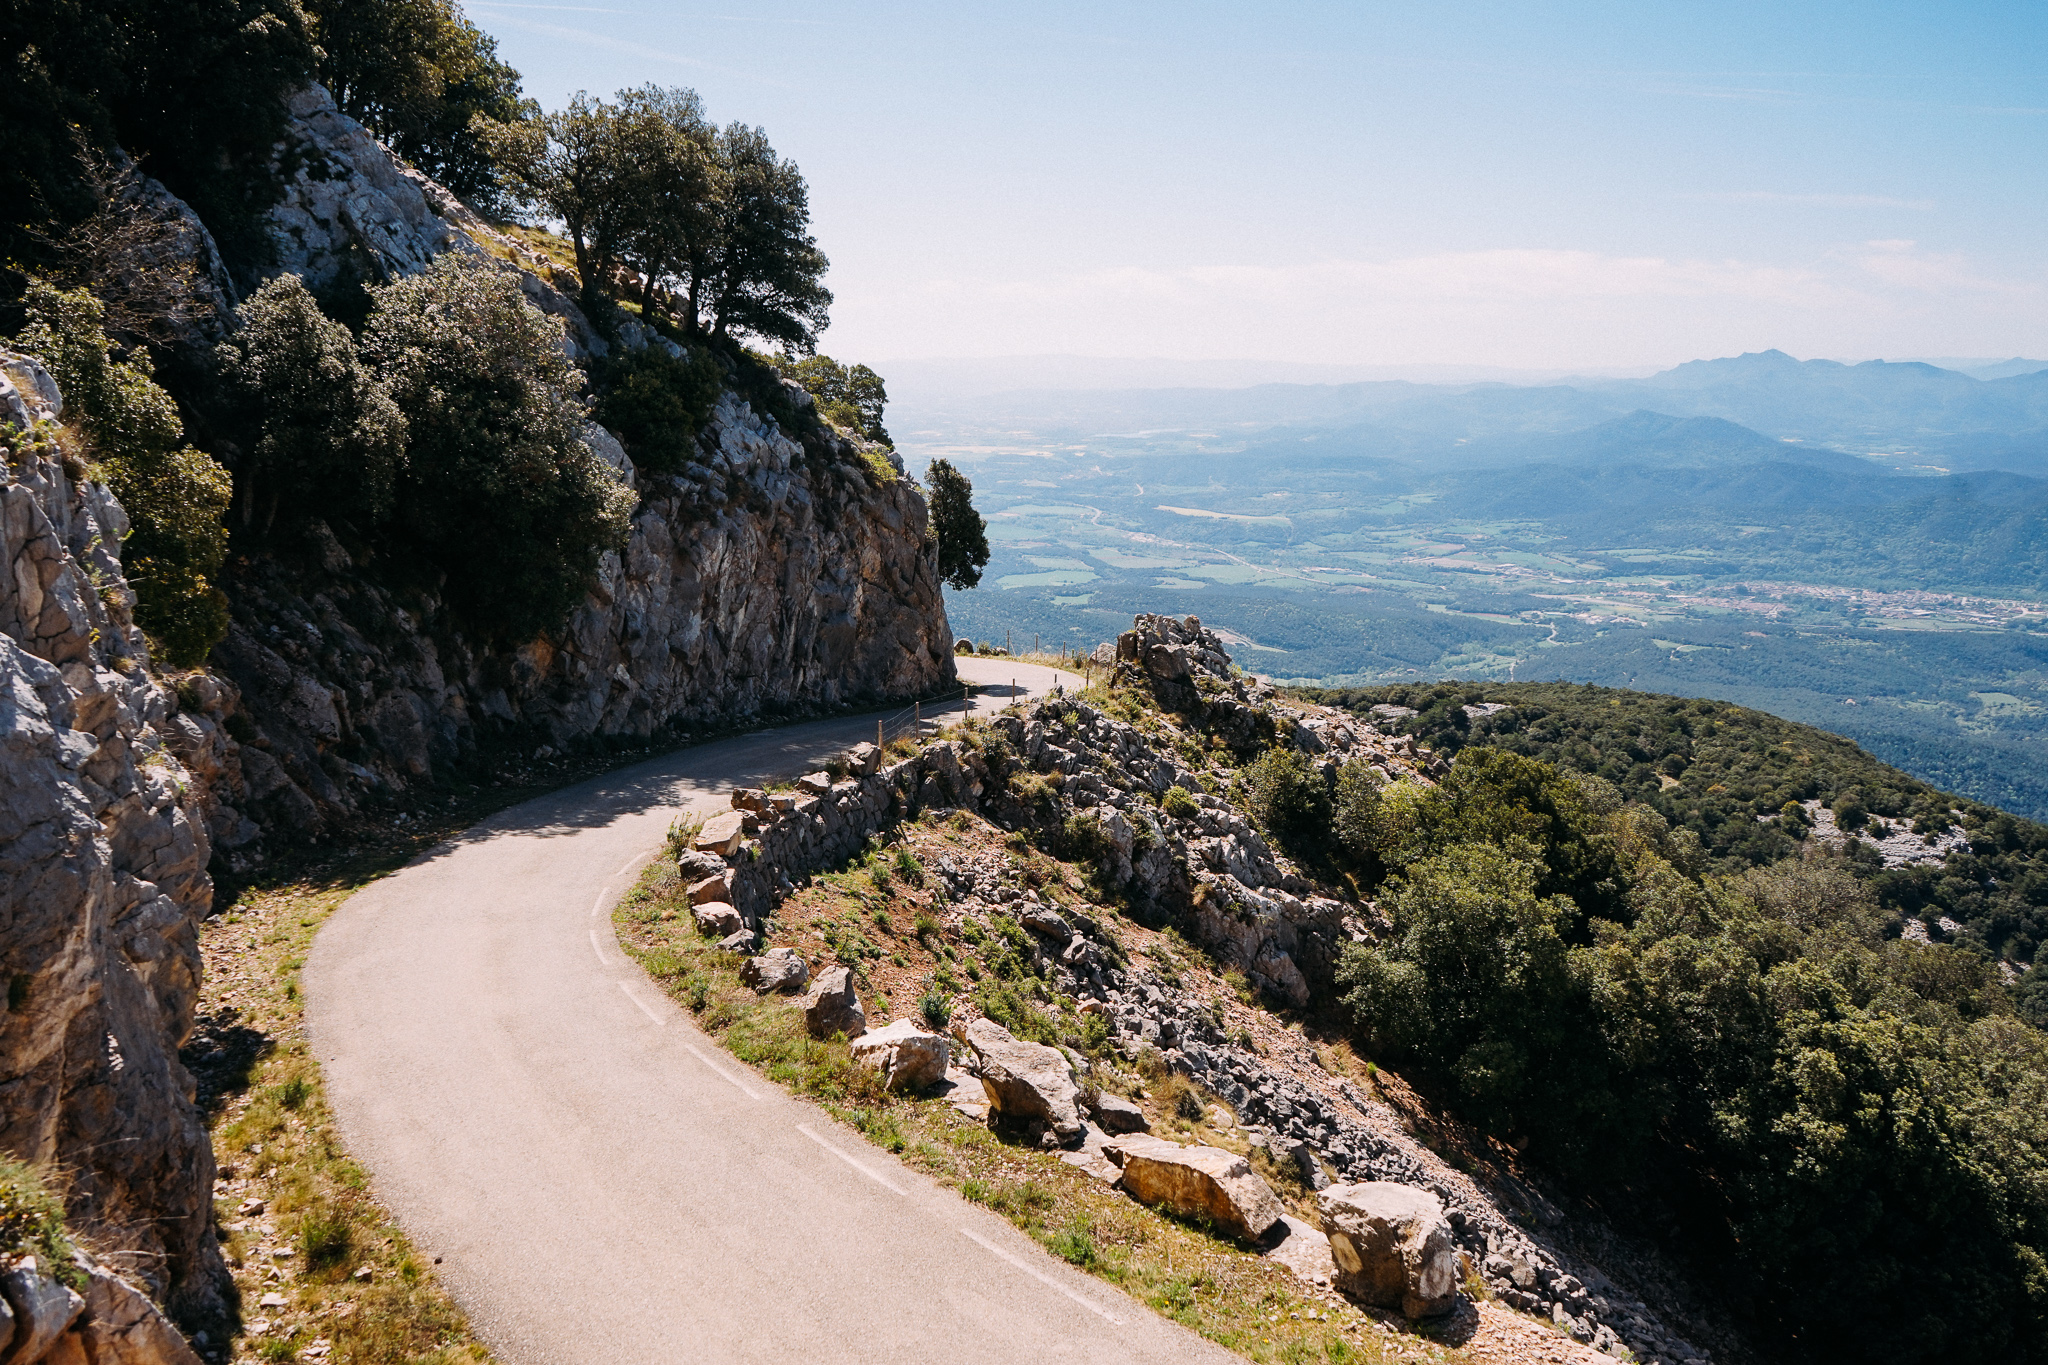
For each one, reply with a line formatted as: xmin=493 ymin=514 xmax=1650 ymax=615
xmin=1301 ymin=679 xmax=2048 ymax=976
xmin=1232 ymin=695 xmax=2048 ymax=1362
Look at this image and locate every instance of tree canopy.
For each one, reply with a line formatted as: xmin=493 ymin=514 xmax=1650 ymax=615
xmin=18 ymin=280 xmax=231 ymax=666
xmin=303 ymin=0 xmax=532 ymax=211
xmin=488 ymin=86 xmax=831 ymax=350
xmin=926 ymin=458 xmax=991 ymax=591
xmin=775 ymin=354 xmax=890 ymax=445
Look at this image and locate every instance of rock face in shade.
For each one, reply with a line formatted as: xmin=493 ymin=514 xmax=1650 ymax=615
xmin=195 ymin=85 xmax=955 ymax=847
xmin=0 ymin=353 xmax=229 ymax=1324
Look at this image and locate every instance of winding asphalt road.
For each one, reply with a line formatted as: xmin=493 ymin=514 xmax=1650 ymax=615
xmin=306 ymin=658 xmax=1239 ymax=1364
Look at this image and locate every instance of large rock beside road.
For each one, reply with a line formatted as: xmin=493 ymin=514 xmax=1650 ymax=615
xmin=1088 ymin=1091 xmax=1149 ymax=1134
xmin=1104 ymin=1135 xmax=1285 ymax=1243
xmin=692 ymin=902 xmax=744 ymax=938
xmin=964 ymin=1019 xmax=1085 ymax=1141
xmin=851 ymin=1020 xmax=949 ymax=1091
xmin=801 ymin=966 xmax=866 ymax=1040
xmin=739 ymin=946 xmax=808 ymax=994
xmin=694 ymin=811 xmax=747 ymax=857
xmin=1317 ymin=1182 xmax=1461 ymax=1318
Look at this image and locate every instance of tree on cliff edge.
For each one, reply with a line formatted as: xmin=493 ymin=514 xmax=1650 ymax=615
xmin=926 ymin=458 xmax=989 ymax=591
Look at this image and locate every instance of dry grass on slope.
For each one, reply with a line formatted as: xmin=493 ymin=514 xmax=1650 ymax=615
xmin=618 ymin=813 xmax=1465 ymax=1365
xmin=192 ymin=859 xmax=494 ymax=1365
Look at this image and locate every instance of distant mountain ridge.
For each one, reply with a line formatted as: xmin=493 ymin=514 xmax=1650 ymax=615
xmin=898 ymin=347 xmax=2048 ymax=477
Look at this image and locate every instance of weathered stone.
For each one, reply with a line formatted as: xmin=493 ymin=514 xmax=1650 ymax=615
xmin=73 ymin=1255 xmax=205 ymax=1364
xmin=851 ymin=1019 xmax=949 ymax=1091
xmin=715 ymin=929 xmax=756 ymax=954
xmin=0 ymin=354 xmax=226 ymax=1322
xmin=1019 ymin=905 xmax=1071 ymax=939
xmin=1088 ymin=1091 xmax=1149 ymax=1134
xmin=1104 ymin=1135 xmax=1285 ymax=1243
xmin=694 ymin=811 xmax=747 ymax=857
xmin=739 ymin=946 xmax=808 ymax=994
xmin=691 ymin=902 xmax=744 ymax=937
xmin=687 ymin=873 xmax=732 ymax=905
xmin=1264 ymin=1214 xmax=1337 ymax=1287
xmin=676 ymin=851 xmax=727 ymax=881
xmin=0 ymin=1257 xmax=86 ymax=1363
xmin=800 ymin=966 xmax=866 ymax=1040
xmin=797 ymin=772 xmax=832 ymax=796
xmin=1317 ymin=1182 xmax=1462 ymax=1319
xmin=848 ymin=741 xmax=881 ymax=775
xmin=964 ymin=1018 xmax=1085 ymax=1140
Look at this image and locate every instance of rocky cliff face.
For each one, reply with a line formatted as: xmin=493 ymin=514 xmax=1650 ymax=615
xmin=200 ymin=86 xmax=955 ymax=843
xmin=0 ymin=81 xmax=953 ymax=1329
xmin=0 ymin=352 xmax=230 ymax=1322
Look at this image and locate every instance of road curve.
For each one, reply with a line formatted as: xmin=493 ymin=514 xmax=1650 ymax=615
xmin=306 ymin=658 xmax=1237 ymax=1364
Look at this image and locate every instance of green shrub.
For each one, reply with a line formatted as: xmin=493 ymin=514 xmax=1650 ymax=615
xmin=1241 ymin=746 xmax=1330 ymax=855
xmin=298 ymin=1206 xmax=352 ymax=1274
xmin=18 ymin=279 xmax=230 ymax=666
xmin=215 ymin=273 xmax=405 ymax=535
xmin=364 ymin=255 xmax=636 ymax=641
xmin=1161 ymin=784 xmax=1199 ymax=820
xmin=918 ymin=984 xmax=952 ymax=1030
xmin=593 ymin=341 xmax=723 ymax=474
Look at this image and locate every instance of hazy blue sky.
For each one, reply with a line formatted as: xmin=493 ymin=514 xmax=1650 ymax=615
xmin=467 ymin=1 xmax=2045 ymax=370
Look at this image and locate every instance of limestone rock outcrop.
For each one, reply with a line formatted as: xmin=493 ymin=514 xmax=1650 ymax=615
xmin=0 ymin=354 xmax=227 ymax=1327
xmin=196 ymin=85 xmax=956 ymax=840
xmin=1318 ymin=1181 xmax=1462 ymax=1319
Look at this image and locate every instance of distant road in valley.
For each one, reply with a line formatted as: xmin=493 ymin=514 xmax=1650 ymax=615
xmin=305 ymin=658 xmax=1235 ymax=1365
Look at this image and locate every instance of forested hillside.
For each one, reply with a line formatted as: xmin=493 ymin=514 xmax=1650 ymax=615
xmin=1303 ymin=679 xmax=2048 ymax=993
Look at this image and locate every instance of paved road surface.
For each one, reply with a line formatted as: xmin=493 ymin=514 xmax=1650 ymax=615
xmin=306 ymin=658 xmax=1239 ymax=1364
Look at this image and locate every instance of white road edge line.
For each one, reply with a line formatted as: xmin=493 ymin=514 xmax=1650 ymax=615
xmin=587 ymin=927 xmax=609 ymax=964
xmin=590 ymin=885 xmax=611 ymax=919
xmin=797 ymin=1124 xmax=907 ymax=1196
xmin=613 ymin=852 xmax=642 ymax=878
xmin=616 ymin=981 xmax=665 ymax=1025
xmin=683 ymin=1043 xmax=759 ymax=1099
xmin=960 ymin=1228 xmax=1121 ymax=1324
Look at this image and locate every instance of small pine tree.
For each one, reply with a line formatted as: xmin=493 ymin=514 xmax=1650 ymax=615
xmin=925 ymin=457 xmax=989 ymax=591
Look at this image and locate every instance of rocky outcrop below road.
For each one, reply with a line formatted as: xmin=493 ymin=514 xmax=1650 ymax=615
xmin=1 ymin=353 xmax=229 ymax=1328
xmin=688 ymin=614 xmax=1731 ymax=1365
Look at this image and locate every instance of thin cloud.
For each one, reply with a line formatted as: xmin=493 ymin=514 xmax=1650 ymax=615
xmin=471 ymin=15 xmax=789 ymax=87
xmin=468 ymin=4 xmax=636 ymax=12
xmin=1688 ymin=191 xmax=1937 ymax=210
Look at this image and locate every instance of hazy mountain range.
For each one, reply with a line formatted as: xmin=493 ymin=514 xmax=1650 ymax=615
xmin=901 ymin=349 xmax=2048 ymax=819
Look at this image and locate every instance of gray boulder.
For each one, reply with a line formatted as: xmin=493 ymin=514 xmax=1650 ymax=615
xmin=0 ymin=1256 xmax=85 ymax=1363
xmin=1088 ymin=1091 xmax=1149 ymax=1134
xmin=692 ymin=902 xmax=744 ymax=938
xmin=964 ymin=1018 xmax=1085 ymax=1141
xmin=1317 ymin=1182 xmax=1462 ymax=1318
xmin=740 ymin=946 xmax=809 ymax=994
xmin=677 ymin=850 xmax=728 ymax=881
xmin=800 ymin=966 xmax=867 ymax=1040
xmin=851 ymin=1019 xmax=949 ymax=1091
